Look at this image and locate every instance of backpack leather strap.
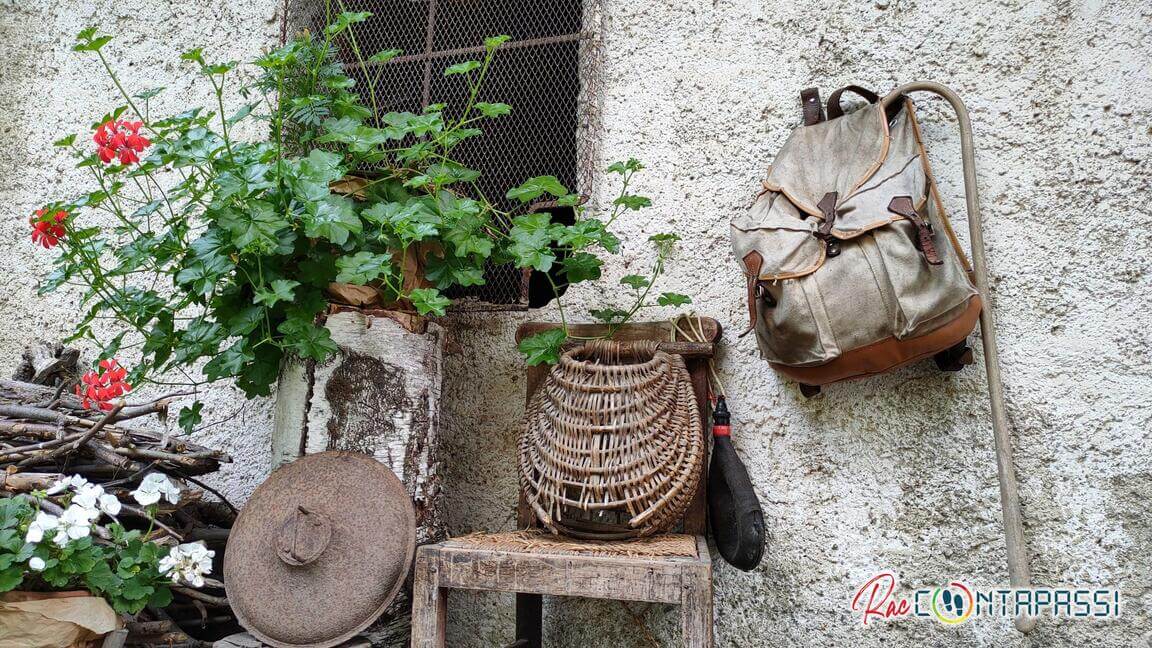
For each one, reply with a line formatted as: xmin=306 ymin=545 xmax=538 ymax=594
xmin=800 ymin=88 xmax=825 ymax=126
xmin=826 ymin=85 xmax=880 ymax=119
xmin=739 ymin=251 xmax=764 ymax=337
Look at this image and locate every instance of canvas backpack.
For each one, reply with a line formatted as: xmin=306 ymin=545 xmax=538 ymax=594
xmin=732 ymin=84 xmax=983 ymax=395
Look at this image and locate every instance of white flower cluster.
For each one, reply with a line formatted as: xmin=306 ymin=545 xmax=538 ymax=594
xmin=27 ymin=475 xmax=123 ymax=554
xmin=24 ymin=473 xmax=185 ymax=576
xmin=158 ymin=542 xmax=215 ymax=588
xmin=131 ymin=473 xmax=182 ymax=507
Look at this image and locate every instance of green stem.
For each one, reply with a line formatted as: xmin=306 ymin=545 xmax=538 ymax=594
xmin=96 ymin=50 xmax=148 ymax=129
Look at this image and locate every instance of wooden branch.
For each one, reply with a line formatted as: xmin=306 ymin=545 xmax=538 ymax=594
xmin=0 ymin=433 xmax=84 ymax=462
xmin=38 ymin=403 xmax=123 ymax=462
xmin=119 ymin=504 xmax=184 ymax=541
xmin=172 ymin=586 xmax=229 ymax=607
xmin=0 ymin=472 xmax=62 ymax=492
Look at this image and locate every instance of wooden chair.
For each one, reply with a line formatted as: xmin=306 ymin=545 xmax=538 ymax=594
xmin=410 ymin=320 xmax=721 ymax=648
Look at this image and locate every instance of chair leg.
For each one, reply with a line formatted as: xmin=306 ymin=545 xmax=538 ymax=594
xmin=515 ymin=593 xmax=543 ymax=648
xmin=681 ymin=563 xmax=713 ymax=647
xmin=411 ymin=550 xmax=448 ymax=648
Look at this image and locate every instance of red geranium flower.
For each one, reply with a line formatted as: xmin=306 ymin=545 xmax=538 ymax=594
xmin=75 ymin=358 xmax=132 ymax=411
xmin=93 ymin=119 xmax=151 ymax=165
xmin=29 ymin=209 xmax=68 ymax=248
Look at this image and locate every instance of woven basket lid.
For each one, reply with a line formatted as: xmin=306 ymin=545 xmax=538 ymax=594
xmin=224 ymin=452 xmax=415 ymax=648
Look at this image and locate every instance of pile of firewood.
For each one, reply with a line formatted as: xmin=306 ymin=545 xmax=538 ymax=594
xmin=2 ymin=348 xmax=240 ymax=646
xmin=0 ymin=380 xmax=228 ymax=478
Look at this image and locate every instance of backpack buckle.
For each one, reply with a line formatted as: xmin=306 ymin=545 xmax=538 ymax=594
xmin=888 ymin=196 xmax=943 ymax=265
xmin=815 ymin=191 xmax=841 ymax=258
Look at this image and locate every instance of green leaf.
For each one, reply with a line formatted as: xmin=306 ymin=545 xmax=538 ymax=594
xmin=0 ymin=566 xmax=23 ymax=592
xmin=180 ymin=48 xmax=205 ymax=64
xmin=424 ymin=254 xmax=486 ymax=289
xmin=657 ymin=292 xmax=692 ymax=307
xmin=254 ymin=279 xmax=300 ymax=307
xmin=518 ymin=328 xmax=567 ymax=366
xmin=558 ymin=219 xmax=619 ymax=253
xmin=561 ymin=252 xmax=603 ymax=283
xmin=278 ymin=318 xmax=338 ymax=361
xmin=325 ymin=11 xmax=373 ymax=37
xmin=614 ymin=194 xmax=652 ymax=211
xmin=368 ymin=49 xmax=402 ymax=64
xmin=590 ymin=308 xmax=631 ymax=324
xmin=363 ymin=200 xmax=440 ymax=243
xmin=204 ymin=340 xmax=255 ymax=381
xmin=484 ymin=35 xmax=512 ymax=50
xmin=508 ymin=212 xmax=558 ymax=272
xmin=147 ymin=585 xmax=173 ymax=609
xmin=84 ymin=561 xmax=120 ymax=593
xmin=620 ymin=274 xmax=650 ymax=290
xmin=444 ymin=60 xmax=481 ymax=76
xmin=73 ymin=28 xmax=112 ymax=52
xmin=304 ymin=195 xmax=362 ymax=245
xmin=474 ymin=102 xmax=511 ymax=118
xmin=134 ymin=87 xmax=165 ymax=101
xmin=221 ymin=202 xmax=287 ymax=253
xmin=178 ymin=402 xmax=204 ymax=433
xmin=408 ymin=288 xmax=451 ymax=316
xmin=506 ymin=176 xmax=569 ymax=203
xmin=227 ymin=102 xmax=258 ymax=126
xmin=335 ymin=251 xmax=393 ymax=284
xmin=53 ymin=134 xmax=77 ymax=147
xmin=607 ymin=158 xmax=644 ymax=174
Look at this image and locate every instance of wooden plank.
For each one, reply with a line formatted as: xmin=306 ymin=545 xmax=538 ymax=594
xmin=515 ymin=319 xmax=721 ymax=348
xmin=411 ymin=547 xmax=448 ymax=648
xmin=433 ymin=546 xmax=691 ymax=604
xmin=680 ymin=559 xmax=713 ymax=648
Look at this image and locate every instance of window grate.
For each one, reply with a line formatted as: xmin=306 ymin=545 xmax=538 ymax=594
xmin=286 ymin=0 xmax=596 ymax=310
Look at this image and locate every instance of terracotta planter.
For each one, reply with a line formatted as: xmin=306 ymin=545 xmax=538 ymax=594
xmin=0 ymin=591 xmax=120 ymax=648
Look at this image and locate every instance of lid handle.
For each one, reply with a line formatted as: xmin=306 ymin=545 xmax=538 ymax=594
xmin=276 ymin=505 xmax=332 ymax=567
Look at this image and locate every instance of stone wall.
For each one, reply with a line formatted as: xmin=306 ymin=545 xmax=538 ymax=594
xmin=2 ymin=1 xmax=1149 ymax=646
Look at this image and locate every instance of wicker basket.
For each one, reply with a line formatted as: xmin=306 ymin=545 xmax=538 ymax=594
xmin=518 ymin=340 xmax=704 ymax=539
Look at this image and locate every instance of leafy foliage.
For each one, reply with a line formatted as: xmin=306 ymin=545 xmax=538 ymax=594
xmin=37 ymin=10 xmax=694 ymax=412
xmin=0 ymin=498 xmax=174 ymax=614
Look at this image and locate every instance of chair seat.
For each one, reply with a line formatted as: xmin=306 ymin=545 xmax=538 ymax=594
xmin=443 ymin=530 xmax=699 ymax=559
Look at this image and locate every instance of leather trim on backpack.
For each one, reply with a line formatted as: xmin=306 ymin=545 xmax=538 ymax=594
xmin=905 ymin=98 xmax=973 ymax=273
xmin=740 ymin=250 xmax=764 ymax=337
xmin=768 ymin=294 xmax=982 ymax=386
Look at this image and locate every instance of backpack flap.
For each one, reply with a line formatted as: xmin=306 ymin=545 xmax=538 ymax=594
xmin=763 ymin=98 xmax=931 ymax=240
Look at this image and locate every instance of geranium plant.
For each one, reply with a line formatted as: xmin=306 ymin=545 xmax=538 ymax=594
xmin=0 ymin=474 xmax=212 ymax=614
xmin=30 ymin=9 xmax=688 ymax=423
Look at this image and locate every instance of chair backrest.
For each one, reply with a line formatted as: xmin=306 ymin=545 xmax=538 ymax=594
xmin=514 ymin=319 xmax=721 ymax=536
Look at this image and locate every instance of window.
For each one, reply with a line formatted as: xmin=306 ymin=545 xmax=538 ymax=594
xmin=287 ymin=0 xmax=595 ymax=308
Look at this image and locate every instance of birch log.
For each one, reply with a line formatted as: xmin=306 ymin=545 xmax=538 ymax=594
xmin=271 ymin=309 xmax=446 ymax=646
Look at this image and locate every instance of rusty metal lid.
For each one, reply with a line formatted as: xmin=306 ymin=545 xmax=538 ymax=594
xmin=224 ymin=452 xmax=415 ymax=648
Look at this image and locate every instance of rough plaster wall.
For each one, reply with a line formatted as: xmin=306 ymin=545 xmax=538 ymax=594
xmin=440 ymin=1 xmax=1152 ymax=646
xmin=0 ymin=0 xmax=284 ymax=504
xmin=2 ymin=1 xmax=1150 ymax=647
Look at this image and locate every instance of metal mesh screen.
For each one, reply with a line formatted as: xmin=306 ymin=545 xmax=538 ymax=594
xmin=286 ymin=0 xmax=589 ymax=309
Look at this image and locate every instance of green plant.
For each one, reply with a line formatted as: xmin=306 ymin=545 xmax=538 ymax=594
xmin=30 ymin=9 xmax=688 ymax=421
xmin=0 ymin=475 xmax=211 ymax=614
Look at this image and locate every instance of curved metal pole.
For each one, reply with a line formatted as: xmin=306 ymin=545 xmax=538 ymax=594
xmin=881 ymin=82 xmax=1037 ymax=633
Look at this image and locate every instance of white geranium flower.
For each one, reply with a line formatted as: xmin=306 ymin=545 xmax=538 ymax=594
xmin=131 ymin=473 xmax=181 ymax=507
xmin=28 ymin=557 xmax=46 ymax=571
xmin=159 ymin=542 xmax=215 ymax=588
xmin=25 ymin=511 xmax=59 ymax=544
xmin=45 ymin=474 xmax=89 ymax=496
xmin=72 ymin=483 xmax=121 ymax=518
xmin=53 ymin=505 xmax=93 ymax=548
